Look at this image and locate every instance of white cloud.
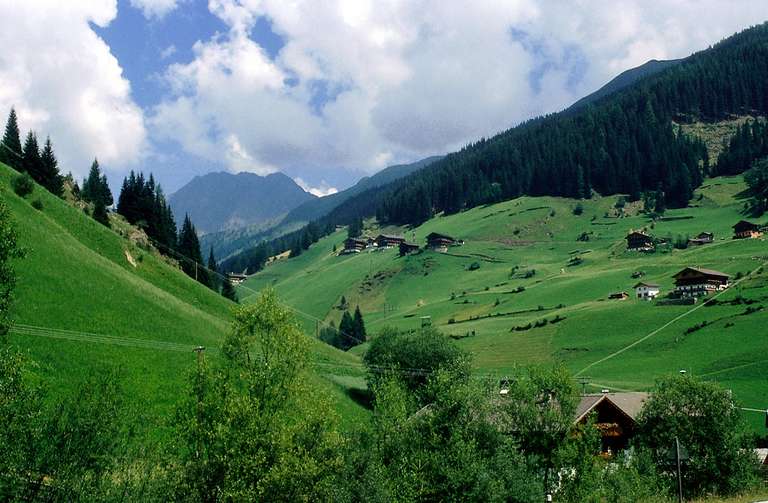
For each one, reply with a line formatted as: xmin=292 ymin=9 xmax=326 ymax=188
xmin=152 ymin=0 xmax=768 ymax=177
xmin=160 ymin=44 xmax=177 ymax=59
xmin=130 ymin=0 xmax=180 ymax=20
xmin=0 ymin=0 xmax=146 ymax=179
xmin=293 ymin=177 xmax=338 ymax=198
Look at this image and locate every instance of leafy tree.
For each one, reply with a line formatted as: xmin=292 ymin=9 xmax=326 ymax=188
xmin=363 ymin=326 xmax=468 ymax=403
xmin=39 ymin=136 xmax=63 ymax=196
xmin=635 ymin=374 xmax=759 ymax=497
xmin=11 ymin=172 xmax=34 ymax=198
xmin=221 ymin=277 xmax=238 ymax=303
xmin=0 ymin=200 xmax=24 ymax=337
xmin=177 ymin=214 xmax=209 ymax=287
xmin=173 ymin=289 xmax=344 ymax=501
xmin=0 ymin=108 xmax=23 ymax=170
xmin=744 ymin=156 xmax=768 ymax=215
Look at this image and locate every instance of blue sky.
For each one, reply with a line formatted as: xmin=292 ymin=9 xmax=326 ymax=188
xmin=3 ymin=1 xmax=768 ymax=197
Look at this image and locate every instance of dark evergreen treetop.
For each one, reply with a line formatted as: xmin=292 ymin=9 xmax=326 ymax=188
xmin=81 ymin=159 xmax=113 ymax=208
xmin=21 ymin=131 xmax=42 ymax=180
xmin=177 ymin=213 xmax=209 ymax=287
xmin=0 ymin=108 xmax=23 ymax=170
xmin=38 ymin=137 xmax=63 ymax=196
xmin=117 ymin=170 xmax=177 ymax=251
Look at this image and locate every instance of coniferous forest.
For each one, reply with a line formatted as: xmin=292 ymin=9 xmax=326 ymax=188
xmin=223 ymin=23 xmax=768 ymax=274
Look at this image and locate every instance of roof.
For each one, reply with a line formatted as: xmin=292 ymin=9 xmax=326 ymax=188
xmin=673 ymin=267 xmax=730 ymax=279
xmin=377 ymin=234 xmax=404 ymax=240
xmin=633 ymin=282 xmax=660 ymax=288
xmin=426 ymin=232 xmax=455 ymax=241
xmin=733 ymin=220 xmax=760 ymax=230
xmin=626 ymin=231 xmax=652 ymax=238
xmin=756 ymin=448 xmax=768 ymax=465
xmin=574 ymin=392 xmax=649 ymax=423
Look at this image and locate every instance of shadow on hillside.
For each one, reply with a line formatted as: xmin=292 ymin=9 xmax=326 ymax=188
xmin=346 ymin=386 xmax=374 ymax=410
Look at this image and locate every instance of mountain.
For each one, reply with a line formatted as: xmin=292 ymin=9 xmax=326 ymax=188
xmin=567 ymin=58 xmax=682 ymax=111
xmin=221 ymin=22 xmax=768 ymax=275
xmin=169 ymin=171 xmax=316 ymax=234
xmin=203 ymin=155 xmax=442 ymax=260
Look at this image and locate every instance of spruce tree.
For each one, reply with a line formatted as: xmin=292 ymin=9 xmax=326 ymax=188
xmin=338 ymin=311 xmax=355 ymax=351
xmin=21 ymin=131 xmax=41 ymax=180
xmin=221 ymin=277 xmax=238 ymax=302
xmin=0 ymin=108 xmax=23 ymax=170
xmin=39 ymin=137 xmax=63 ymax=196
xmin=352 ymin=305 xmax=366 ymax=343
xmin=92 ymin=200 xmax=110 ymax=227
xmin=207 ymin=247 xmax=220 ymax=292
xmin=82 ymin=159 xmax=103 ymax=204
xmin=177 ymin=214 xmax=209 ymax=287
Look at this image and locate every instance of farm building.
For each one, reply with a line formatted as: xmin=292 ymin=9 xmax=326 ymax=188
xmin=608 ymin=291 xmax=629 ymax=300
xmin=426 ymin=232 xmax=456 ymax=251
xmin=574 ymin=392 xmax=649 ymax=454
xmin=673 ymin=267 xmax=730 ymax=297
xmin=733 ymin=220 xmax=762 ymax=239
xmin=688 ymin=232 xmax=714 ymax=246
xmin=633 ymin=282 xmax=660 ymax=300
xmin=342 ymin=237 xmax=368 ymax=254
xmin=399 ymin=241 xmax=420 ymax=255
xmin=227 ymin=272 xmax=248 ymax=285
xmin=625 ymin=231 xmax=654 ymax=251
xmin=376 ymin=234 xmax=406 ymax=248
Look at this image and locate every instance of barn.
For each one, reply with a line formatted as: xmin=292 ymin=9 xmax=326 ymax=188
xmin=574 ymin=392 xmax=649 ymax=454
xmin=673 ymin=267 xmax=729 ymax=297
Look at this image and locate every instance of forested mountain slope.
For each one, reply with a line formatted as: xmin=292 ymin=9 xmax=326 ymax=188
xmin=222 ymin=22 xmax=768 ymax=275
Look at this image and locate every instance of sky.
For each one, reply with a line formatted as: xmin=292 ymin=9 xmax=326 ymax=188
xmin=2 ymin=1 xmax=768 ymax=197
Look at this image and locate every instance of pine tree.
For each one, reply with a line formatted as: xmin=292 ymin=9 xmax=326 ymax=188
xmin=221 ymin=277 xmax=238 ymax=302
xmin=39 ymin=136 xmax=63 ymax=196
xmin=0 ymin=108 xmax=23 ymax=170
xmin=177 ymin=214 xmax=209 ymax=287
xmin=92 ymin=200 xmax=110 ymax=227
xmin=352 ymin=305 xmax=366 ymax=343
xmin=21 ymin=131 xmax=41 ymax=180
xmin=207 ymin=247 xmax=220 ymax=292
xmin=82 ymin=159 xmax=105 ymax=205
xmin=338 ymin=311 xmax=355 ymax=351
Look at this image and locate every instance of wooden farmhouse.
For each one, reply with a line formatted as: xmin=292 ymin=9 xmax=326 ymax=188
xmin=673 ymin=267 xmax=730 ymax=297
xmin=608 ymin=291 xmax=629 ymax=300
xmin=688 ymin=232 xmax=714 ymax=246
xmin=426 ymin=232 xmax=456 ymax=251
xmin=227 ymin=272 xmax=248 ymax=285
xmin=376 ymin=234 xmax=406 ymax=248
xmin=733 ymin=220 xmax=763 ymax=239
xmin=574 ymin=392 xmax=649 ymax=454
xmin=342 ymin=237 xmax=368 ymax=254
xmin=633 ymin=282 xmax=660 ymax=300
xmin=625 ymin=231 xmax=654 ymax=251
xmin=399 ymin=241 xmax=420 ymax=255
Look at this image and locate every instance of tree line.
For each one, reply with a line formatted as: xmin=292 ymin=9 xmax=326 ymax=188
xmin=223 ymin=22 xmax=768 ymax=274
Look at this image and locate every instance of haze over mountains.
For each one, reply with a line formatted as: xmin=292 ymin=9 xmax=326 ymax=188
xmin=169 ymin=171 xmax=315 ymax=234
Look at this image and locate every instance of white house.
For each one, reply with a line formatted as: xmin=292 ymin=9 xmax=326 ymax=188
xmin=633 ymin=281 xmax=660 ymax=300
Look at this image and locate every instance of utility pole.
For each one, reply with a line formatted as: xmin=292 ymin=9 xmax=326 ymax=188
xmin=676 ymin=436 xmax=683 ymax=503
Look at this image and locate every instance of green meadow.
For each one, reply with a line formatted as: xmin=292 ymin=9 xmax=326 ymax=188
xmin=0 ymin=163 xmax=368 ymax=439
xmin=243 ymin=175 xmax=768 ymax=432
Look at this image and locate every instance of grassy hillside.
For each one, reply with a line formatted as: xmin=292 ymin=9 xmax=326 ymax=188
xmin=242 ymin=175 xmax=768 ymax=432
xmin=0 ymin=163 xmax=368 ymax=438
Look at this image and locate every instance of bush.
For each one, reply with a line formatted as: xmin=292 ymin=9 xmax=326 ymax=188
xmin=31 ymin=199 xmax=43 ymax=211
xmin=467 ymin=261 xmax=481 ymax=271
xmin=12 ymin=172 xmax=34 ymax=197
xmin=572 ymin=203 xmax=584 ymax=215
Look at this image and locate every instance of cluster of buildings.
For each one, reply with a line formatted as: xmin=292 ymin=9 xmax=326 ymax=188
xmin=626 ymin=219 xmax=764 ymax=252
xmin=611 ymin=266 xmax=731 ymax=302
xmin=341 ymin=232 xmax=461 ymax=255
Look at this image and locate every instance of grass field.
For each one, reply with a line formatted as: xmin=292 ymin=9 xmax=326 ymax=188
xmin=0 ymin=163 xmax=368 ymax=439
xmin=242 ymin=175 xmax=768 ymax=433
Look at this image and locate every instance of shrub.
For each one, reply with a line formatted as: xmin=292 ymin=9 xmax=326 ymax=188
xmin=31 ymin=199 xmax=43 ymax=211
xmin=572 ymin=203 xmax=584 ymax=215
xmin=467 ymin=261 xmax=481 ymax=271
xmin=12 ymin=173 xmax=34 ymax=197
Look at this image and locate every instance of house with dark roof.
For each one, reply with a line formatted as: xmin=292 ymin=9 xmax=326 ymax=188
xmin=399 ymin=241 xmax=420 ymax=256
xmin=608 ymin=291 xmax=629 ymax=300
xmin=342 ymin=237 xmax=368 ymax=254
xmin=426 ymin=232 xmax=456 ymax=251
xmin=633 ymin=281 xmax=660 ymax=300
xmin=688 ymin=232 xmax=714 ymax=246
xmin=376 ymin=234 xmax=406 ymax=248
xmin=733 ymin=220 xmax=762 ymax=239
xmin=626 ymin=231 xmax=654 ymax=251
xmin=227 ymin=272 xmax=248 ymax=285
xmin=673 ymin=267 xmax=729 ymax=297
xmin=574 ymin=392 xmax=649 ymax=454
